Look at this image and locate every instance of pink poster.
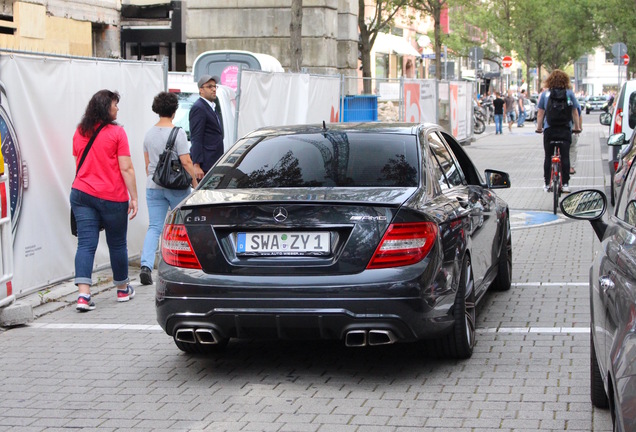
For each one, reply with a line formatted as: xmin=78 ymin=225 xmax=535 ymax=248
xmin=221 ymin=65 xmax=239 ymax=90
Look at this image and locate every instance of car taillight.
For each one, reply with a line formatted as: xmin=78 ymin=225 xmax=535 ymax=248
xmin=161 ymin=224 xmax=202 ymax=269
xmin=613 ymin=108 xmax=623 ymax=134
xmin=367 ymin=222 xmax=438 ymax=269
xmin=614 ymin=161 xmax=619 ymax=171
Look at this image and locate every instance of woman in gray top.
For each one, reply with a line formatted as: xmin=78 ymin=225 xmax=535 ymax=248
xmin=140 ymin=92 xmax=197 ymax=285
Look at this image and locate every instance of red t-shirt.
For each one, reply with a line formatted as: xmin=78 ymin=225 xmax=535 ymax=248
xmin=72 ymin=124 xmax=131 ymax=202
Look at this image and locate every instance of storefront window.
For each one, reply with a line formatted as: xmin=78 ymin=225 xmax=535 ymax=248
xmin=375 ymin=53 xmax=389 ymax=79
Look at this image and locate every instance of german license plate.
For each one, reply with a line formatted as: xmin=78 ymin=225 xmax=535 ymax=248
xmin=236 ymin=232 xmax=330 ymax=255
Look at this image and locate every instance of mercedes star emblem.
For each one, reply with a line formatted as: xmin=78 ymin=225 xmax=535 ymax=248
xmin=273 ymin=207 xmax=288 ymax=222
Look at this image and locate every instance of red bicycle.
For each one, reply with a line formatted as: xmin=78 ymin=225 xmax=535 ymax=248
xmin=548 ymin=143 xmax=564 ymax=214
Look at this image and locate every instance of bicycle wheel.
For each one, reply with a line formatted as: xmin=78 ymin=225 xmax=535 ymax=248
xmin=474 ymin=118 xmax=485 ymax=134
xmin=552 ymin=172 xmax=560 ymax=214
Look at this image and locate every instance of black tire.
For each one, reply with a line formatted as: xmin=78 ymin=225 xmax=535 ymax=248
xmin=174 ymin=338 xmax=229 ymax=355
xmin=474 ymin=118 xmax=485 ymax=134
xmin=492 ymin=215 xmax=512 ymax=291
xmin=436 ymin=257 xmax=476 ymax=359
xmin=591 ymin=334 xmax=609 ymax=408
xmin=552 ymin=172 xmax=560 ymax=214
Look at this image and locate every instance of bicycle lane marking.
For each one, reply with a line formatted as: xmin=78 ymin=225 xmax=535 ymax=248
xmin=509 ymin=209 xmax=566 ymax=230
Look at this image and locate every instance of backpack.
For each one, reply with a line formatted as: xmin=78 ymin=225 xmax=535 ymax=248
xmin=545 ymin=88 xmax=572 ymax=127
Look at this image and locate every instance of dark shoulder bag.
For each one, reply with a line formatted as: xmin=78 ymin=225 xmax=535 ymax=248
xmin=152 ymin=127 xmax=192 ymax=190
xmin=71 ymin=123 xmax=107 ymax=236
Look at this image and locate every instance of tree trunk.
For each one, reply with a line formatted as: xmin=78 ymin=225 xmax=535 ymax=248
xmin=434 ymin=6 xmax=442 ymax=80
xmin=290 ymin=0 xmax=303 ymax=73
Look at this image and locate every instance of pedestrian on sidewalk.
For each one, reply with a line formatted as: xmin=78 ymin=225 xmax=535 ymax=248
xmin=189 ymin=75 xmax=224 ymax=181
xmin=71 ymin=90 xmax=138 ymax=311
xmin=493 ymin=91 xmax=505 ymax=134
xmin=504 ymin=89 xmax=516 ymax=131
xmin=517 ymin=89 xmax=527 ymax=127
xmin=140 ymin=92 xmax=198 ymax=285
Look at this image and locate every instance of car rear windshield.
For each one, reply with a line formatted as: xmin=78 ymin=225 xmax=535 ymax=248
xmin=201 ymin=132 xmax=419 ymax=189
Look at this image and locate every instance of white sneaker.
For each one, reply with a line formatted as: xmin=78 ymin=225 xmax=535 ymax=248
xmin=562 ymin=184 xmax=570 ymax=193
xmin=543 ymin=185 xmax=549 ymax=192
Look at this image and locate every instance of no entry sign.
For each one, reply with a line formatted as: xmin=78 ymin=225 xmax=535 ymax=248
xmin=502 ymin=56 xmax=513 ymax=68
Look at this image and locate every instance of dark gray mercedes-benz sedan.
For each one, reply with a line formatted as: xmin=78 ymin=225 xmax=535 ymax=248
xmin=156 ymin=123 xmax=512 ymax=359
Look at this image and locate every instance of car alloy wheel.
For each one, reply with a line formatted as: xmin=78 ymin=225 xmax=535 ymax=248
xmin=433 ymin=256 xmax=476 ymax=359
xmin=590 ymin=333 xmax=609 ymax=408
xmin=492 ymin=215 xmax=512 ymax=291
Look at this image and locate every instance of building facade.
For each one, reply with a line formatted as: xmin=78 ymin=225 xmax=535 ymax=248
xmin=0 ymin=0 xmax=120 ymax=57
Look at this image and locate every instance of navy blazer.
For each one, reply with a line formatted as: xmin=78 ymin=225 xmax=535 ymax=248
xmin=189 ymin=97 xmax=224 ymax=173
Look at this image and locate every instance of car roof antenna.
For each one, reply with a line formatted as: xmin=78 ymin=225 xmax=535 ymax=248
xmin=322 ymin=120 xmax=327 ymax=130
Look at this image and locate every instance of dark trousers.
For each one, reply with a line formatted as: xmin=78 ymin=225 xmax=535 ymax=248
xmin=543 ymin=127 xmax=571 ymax=185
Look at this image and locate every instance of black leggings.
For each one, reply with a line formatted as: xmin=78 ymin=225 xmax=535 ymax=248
xmin=543 ymin=128 xmax=571 ymax=185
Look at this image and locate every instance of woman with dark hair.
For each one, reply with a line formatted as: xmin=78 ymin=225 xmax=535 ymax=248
xmin=535 ymin=70 xmax=582 ymax=193
xmin=139 ymin=91 xmax=197 ymax=285
xmin=71 ymin=89 xmax=138 ymax=311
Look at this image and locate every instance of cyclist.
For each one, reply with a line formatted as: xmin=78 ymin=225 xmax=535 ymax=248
xmin=535 ymin=70 xmax=582 ymax=193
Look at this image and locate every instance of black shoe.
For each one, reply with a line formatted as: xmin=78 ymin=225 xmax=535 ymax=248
xmin=140 ymin=266 xmax=153 ymax=285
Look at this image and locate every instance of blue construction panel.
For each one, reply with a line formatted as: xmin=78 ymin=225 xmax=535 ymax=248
xmin=342 ymin=96 xmax=378 ymax=122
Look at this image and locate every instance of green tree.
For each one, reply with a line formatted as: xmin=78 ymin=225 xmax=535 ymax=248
xmin=445 ymin=0 xmax=597 ymax=90
xmin=590 ymin=0 xmax=636 ymax=79
xmin=358 ymin=0 xmax=408 ymax=93
xmin=409 ymin=0 xmax=448 ymax=80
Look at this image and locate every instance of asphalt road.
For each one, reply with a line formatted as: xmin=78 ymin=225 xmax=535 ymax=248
xmin=0 ymin=114 xmax=614 ymax=431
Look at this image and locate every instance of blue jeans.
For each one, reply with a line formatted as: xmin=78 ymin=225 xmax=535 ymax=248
xmin=494 ymin=114 xmax=503 ymax=134
xmin=517 ymin=110 xmax=526 ymax=126
xmin=141 ymin=187 xmax=190 ymax=269
xmin=70 ymin=188 xmax=130 ymax=287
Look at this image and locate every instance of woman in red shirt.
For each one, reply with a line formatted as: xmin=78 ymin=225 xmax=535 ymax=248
xmin=71 ymin=90 xmax=138 ymax=311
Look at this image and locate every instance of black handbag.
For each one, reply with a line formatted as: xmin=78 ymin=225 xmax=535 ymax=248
xmin=152 ymin=127 xmax=192 ymax=190
xmin=71 ymin=124 xmax=107 ymax=236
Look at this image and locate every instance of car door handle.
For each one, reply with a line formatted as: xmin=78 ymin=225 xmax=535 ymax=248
xmin=599 ymin=276 xmax=615 ymax=293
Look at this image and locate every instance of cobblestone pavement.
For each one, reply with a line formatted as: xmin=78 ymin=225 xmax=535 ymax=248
xmin=0 ymin=115 xmax=614 ymax=431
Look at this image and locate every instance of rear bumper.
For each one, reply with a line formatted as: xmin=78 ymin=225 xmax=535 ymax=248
xmin=156 ymin=296 xmax=455 ymax=343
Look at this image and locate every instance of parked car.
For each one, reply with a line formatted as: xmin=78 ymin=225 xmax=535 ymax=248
xmin=560 ymin=162 xmax=636 ymax=431
xmin=607 ymin=132 xmax=636 ymax=206
xmin=586 ymin=95 xmax=608 ymax=114
xmin=608 ymin=80 xmax=636 ymax=141
xmin=577 ymin=96 xmax=587 ymax=112
xmin=523 ymin=98 xmax=536 ymax=121
xmin=601 ymin=106 xmax=636 ymax=206
xmin=155 ymin=122 xmax=512 ymax=359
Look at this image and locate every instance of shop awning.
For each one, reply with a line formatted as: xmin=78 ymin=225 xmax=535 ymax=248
xmin=373 ymin=32 xmax=421 ymax=57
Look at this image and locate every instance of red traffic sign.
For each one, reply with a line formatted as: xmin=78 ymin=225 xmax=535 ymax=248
xmin=502 ymin=56 xmax=513 ymax=68
xmin=623 ymin=54 xmax=630 ymax=65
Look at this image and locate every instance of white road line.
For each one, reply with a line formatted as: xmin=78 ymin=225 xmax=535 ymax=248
xmin=513 ymin=282 xmax=588 ymax=287
xmin=26 ymin=282 xmax=589 ymax=335
xmin=30 ymin=323 xmax=163 ymax=331
xmin=28 ymin=322 xmax=590 ymax=335
xmin=478 ymin=327 xmax=589 ymax=334
xmin=512 ymin=184 xmax=605 ymax=189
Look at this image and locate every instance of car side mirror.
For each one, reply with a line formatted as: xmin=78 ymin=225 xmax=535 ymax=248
xmin=599 ymin=112 xmax=612 ymax=126
xmin=607 ymin=133 xmax=626 ymax=146
xmin=484 ymin=169 xmax=510 ymax=189
xmin=560 ymin=190 xmax=606 ymax=220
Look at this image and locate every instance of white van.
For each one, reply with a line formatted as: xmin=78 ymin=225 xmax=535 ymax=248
xmin=609 ymin=80 xmax=636 ymax=140
xmin=168 ymin=51 xmax=283 ymax=153
xmin=192 ymin=50 xmax=284 ymax=90
xmin=167 ymin=71 xmax=237 ymax=153
xmin=601 ymin=79 xmax=636 ymax=205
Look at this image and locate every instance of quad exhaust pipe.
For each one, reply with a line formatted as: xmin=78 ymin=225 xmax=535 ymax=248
xmin=174 ymin=328 xmax=222 ymax=345
xmin=345 ymin=329 xmax=397 ymax=347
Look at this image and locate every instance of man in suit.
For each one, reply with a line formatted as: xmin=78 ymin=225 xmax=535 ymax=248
xmin=189 ymin=74 xmax=224 ymax=180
